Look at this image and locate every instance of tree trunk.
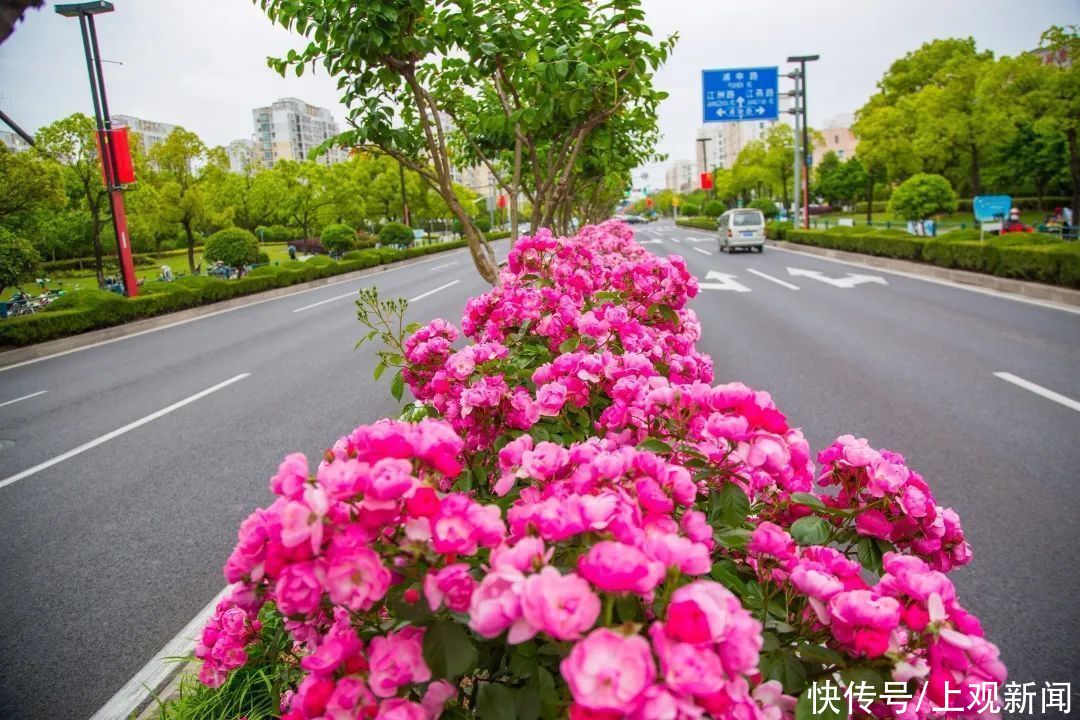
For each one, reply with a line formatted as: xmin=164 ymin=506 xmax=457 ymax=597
xmin=445 ymin=191 xmax=498 ymax=285
xmin=510 ymin=136 xmax=522 ymax=242
xmin=866 ymin=173 xmax=875 ymax=223
xmin=183 ymin=219 xmax=196 ymax=272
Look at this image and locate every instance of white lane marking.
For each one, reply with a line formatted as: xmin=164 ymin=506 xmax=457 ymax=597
xmin=698 ymin=270 xmax=751 ymax=293
xmin=770 ymin=244 xmax=1080 ymax=315
xmin=688 ymin=235 xmax=714 ymax=243
xmin=747 ymin=268 xmax=800 ymax=290
xmin=410 ymin=280 xmax=461 ymax=303
xmin=0 ymin=390 xmax=48 ymax=408
xmin=993 ymin=372 xmax=1080 ymax=413
xmin=639 ymin=239 xmax=662 ymax=245
xmin=787 ymin=267 xmax=887 ymax=288
xmin=292 ymin=290 xmax=358 ymax=313
xmin=0 ymin=244 xmax=502 ymax=374
xmin=430 ymin=261 xmax=459 ymax=272
xmin=671 ymin=238 xmax=682 ymax=244
xmin=693 ymin=247 xmax=712 ymax=256
xmin=89 ymin=585 xmax=231 ymax=720
xmin=0 ymin=374 xmax=250 ymax=491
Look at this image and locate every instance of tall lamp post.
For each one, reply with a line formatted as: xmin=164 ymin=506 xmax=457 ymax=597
xmin=787 ymin=54 xmax=819 ymax=230
xmin=56 ymin=1 xmax=138 ymax=296
xmin=696 ymin=136 xmax=713 ymax=197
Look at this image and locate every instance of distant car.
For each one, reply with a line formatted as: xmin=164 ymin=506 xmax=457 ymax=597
xmin=621 ymin=215 xmax=646 ymax=224
xmin=718 ymin=209 xmax=766 ymax=253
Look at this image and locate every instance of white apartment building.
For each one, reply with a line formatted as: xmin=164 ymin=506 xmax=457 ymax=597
xmin=451 ymin=163 xmax=496 ymax=198
xmin=665 ymin=160 xmax=695 ymax=193
xmin=0 ymin=129 xmax=31 ymax=153
xmin=695 ymin=119 xmax=778 ymax=176
xmin=226 ymin=139 xmax=255 ymax=173
xmin=111 ymin=114 xmax=177 ymax=155
xmin=252 ymin=98 xmax=347 ymax=167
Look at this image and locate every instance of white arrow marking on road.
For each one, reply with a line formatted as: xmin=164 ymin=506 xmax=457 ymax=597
xmin=698 ymin=270 xmax=751 ymax=293
xmin=786 ymin=267 xmax=888 ymax=288
xmin=693 ymin=247 xmax=712 ymax=256
xmin=747 ymin=268 xmax=800 ymax=290
xmin=0 ymin=374 xmax=250 ymax=491
xmin=0 ymin=390 xmax=48 ymax=408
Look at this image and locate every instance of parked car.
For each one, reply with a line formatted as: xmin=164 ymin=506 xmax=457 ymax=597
xmin=718 ymin=209 xmax=766 ymax=253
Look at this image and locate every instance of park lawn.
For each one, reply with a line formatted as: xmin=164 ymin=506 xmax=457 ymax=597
xmin=2 ymin=243 xmax=300 ymax=303
xmin=813 ymin=210 xmax=1046 ymax=227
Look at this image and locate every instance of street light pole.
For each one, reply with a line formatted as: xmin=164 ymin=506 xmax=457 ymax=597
xmin=785 ymin=72 xmax=802 ymax=222
xmin=57 ymin=1 xmax=138 ymax=296
xmin=696 ymin=136 xmax=713 ymax=197
xmin=787 ymin=54 xmax=819 ymax=230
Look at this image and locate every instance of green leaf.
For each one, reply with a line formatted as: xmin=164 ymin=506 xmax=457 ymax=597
xmin=840 ymin=666 xmax=886 ymax=696
xmin=478 ymin=683 xmax=516 ymax=720
xmin=795 ymin=682 xmax=849 ymax=720
xmin=390 ymin=369 xmax=405 ymax=401
xmin=709 ymin=559 xmax=746 ymax=595
xmin=558 ymin=336 xmax=580 ymax=353
xmin=760 ymin=649 xmax=810 ymax=694
xmin=373 ymin=361 xmax=387 ymax=381
xmin=716 ymin=527 xmax=751 ymax=550
xmin=790 ymin=516 xmax=831 ymax=546
xmin=386 ymin=587 xmax=432 ymax=623
xmin=790 ymin=492 xmax=826 ymax=510
xmin=515 ymin=685 xmax=541 ymax=720
xmin=525 ymin=49 xmax=539 ymax=68
xmin=422 ymin=621 xmax=478 ymax=680
xmin=856 ymin=536 xmax=884 ymax=575
xmin=714 ymin=483 xmax=750 ymax=527
xmin=795 ymin=643 xmax=846 ymax=667
xmin=635 ymin=437 xmax=672 ymax=454
xmin=615 ymin=594 xmax=642 ymax=623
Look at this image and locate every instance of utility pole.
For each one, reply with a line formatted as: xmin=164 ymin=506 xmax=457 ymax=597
xmin=696 ymin=136 xmax=713 ymax=196
xmin=787 ymin=54 xmax=819 ymax=229
xmin=56 ymin=1 xmax=139 ymax=296
xmin=785 ymin=70 xmax=802 ymax=222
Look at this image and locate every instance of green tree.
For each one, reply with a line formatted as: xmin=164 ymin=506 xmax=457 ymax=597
xmin=681 ymin=202 xmax=700 ymax=217
xmin=212 ymin=167 xmax=289 ymax=231
xmin=203 ymin=227 xmax=259 ymax=274
xmin=149 ymin=127 xmax=226 ymax=271
xmin=888 ymin=173 xmax=958 ymax=221
xmin=0 ymin=227 xmax=41 ymax=296
xmin=761 ymin=123 xmax=795 ymax=207
xmin=748 ymin=198 xmax=778 ymax=219
xmin=0 ymin=145 xmax=65 ymax=228
xmin=275 ymin=160 xmax=338 ymax=244
xmin=702 ymin=200 xmax=726 ymax=217
xmin=853 ymin=99 xmax=919 ymax=220
xmin=1026 ymin=26 xmax=1080 ymax=224
xmin=35 ymin=113 xmax=111 ymax=285
xmin=321 ymin=223 xmax=356 ymax=254
xmin=379 ymin=222 xmax=414 ymax=247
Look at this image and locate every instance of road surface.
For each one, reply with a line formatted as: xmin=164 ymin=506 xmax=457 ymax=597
xmin=0 ymin=223 xmax=1076 ymax=718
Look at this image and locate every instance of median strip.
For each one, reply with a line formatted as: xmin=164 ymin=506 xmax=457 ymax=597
xmin=409 ymin=279 xmax=461 ymax=303
xmin=0 ymin=373 xmax=250 ymax=491
xmin=993 ymin=372 xmax=1080 ymax=413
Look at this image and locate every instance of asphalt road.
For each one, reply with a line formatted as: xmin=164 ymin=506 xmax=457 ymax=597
xmin=0 ymin=223 xmax=1077 ymax=718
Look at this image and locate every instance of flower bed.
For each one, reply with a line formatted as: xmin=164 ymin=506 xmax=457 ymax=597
xmin=186 ymin=221 xmax=1004 ymax=719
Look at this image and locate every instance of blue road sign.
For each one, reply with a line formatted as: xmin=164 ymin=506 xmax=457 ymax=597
xmin=972 ymin=195 xmax=1012 ymax=222
xmin=702 ymin=67 xmax=779 ymax=123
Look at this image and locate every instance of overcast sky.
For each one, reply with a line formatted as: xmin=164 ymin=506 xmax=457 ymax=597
xmin=1 ymin=0 xmax=1075 ymax=186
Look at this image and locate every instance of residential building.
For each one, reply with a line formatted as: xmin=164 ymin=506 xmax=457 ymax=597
xmin=451 ymin=163 xmax=496 ymax=198
xmin=812 ymin=113 xmax=858 ymax=166
xmin=251 ymin=98 xmax=347 ymax=167
xmin=665 ymin=160 xmax=695 ymax=194
xmin=695 ymin=119 xmax=777 ymax=176
xmin=111 ymin=114 xmax=177 ymax=155
xmin=0 ymin=129 xmax=31 ymax=153
xmin=226 ymin=139 xmax=255 ymax=173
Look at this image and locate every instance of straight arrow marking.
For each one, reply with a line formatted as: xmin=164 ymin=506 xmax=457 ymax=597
xmin=699 ymin=270 xmax=751 ymax=293
xmin=786 ymin=267 xmax=888 ymax=288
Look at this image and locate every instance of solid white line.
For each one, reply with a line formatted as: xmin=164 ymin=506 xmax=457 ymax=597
xmin=292 ymin=290 xmax=357 ymax=313
xmin=993 ymin=372 xmax=1080 ymax=413
xmin=89 ymin=585 xmax=232 ymax=720
xmin=0 ymin=246 xmax=492 ymax=374
xmin=0 ymin=390 xmax=47 ymax=408
xmin=747 ymin=268 xmax=801 ymax=290
xmin=0 ymin=374 xmax=250 ymax=491
xmin=430 ymin=261 xmax=459 ymax=272
xmin=671 ymin=238 xmax=682 ymax=244
xmin=693 ymin=247 xmax=712 ymax=256
xmin=410 ymin=279 xmax=460 ymax=303
xmin=769 ymin=245 xmax=1080 ymax=316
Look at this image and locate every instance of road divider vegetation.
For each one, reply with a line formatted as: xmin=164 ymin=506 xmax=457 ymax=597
xmin=675 ymin=216 xmax=718 ymax=231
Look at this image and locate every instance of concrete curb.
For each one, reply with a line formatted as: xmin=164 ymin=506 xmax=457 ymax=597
xmin=769 ymin=240 xmax=1080 ymax=309
xmin=0 ymin=248 xmax=471 ymax=371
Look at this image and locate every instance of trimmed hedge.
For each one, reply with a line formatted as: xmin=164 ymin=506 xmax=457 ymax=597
xmin=0 ymin=241 xmax=469 ymax=347
xmin=854 ymin=196 xmax=1073 ymax=215
xmin=765 ymin=221 xmax=793 ymax=240
xmin=675 ymin=217 xmax=717 ymax=231
xmin=783 ymin=228 xmax=1079 ymax=288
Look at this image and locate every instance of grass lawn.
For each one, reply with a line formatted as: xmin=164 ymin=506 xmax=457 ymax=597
xmin=810 ymin=210 xmax=1047 ymax=227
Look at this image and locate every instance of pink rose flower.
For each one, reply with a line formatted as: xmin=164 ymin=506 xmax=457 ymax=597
xmin=562 ymin=628 xmax=655 ymax=713
xmin=424 ymin=563 xmax=476 ymax=613
xmin=519 ymin=567 xmax=601 ymax=641
xmin=578 ymin=540 xmax=665 ymax=595
xmin=367 ymin=627 xmax=431 ymax=698
xmin=274 ymin=561 xmax=323 ymax=616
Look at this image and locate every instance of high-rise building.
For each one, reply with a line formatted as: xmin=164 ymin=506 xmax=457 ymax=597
xmin=812 ymin=114 xmax=857 ymax=166
xmin=226 ymin=139 xmax=255 ymax=173
xmin=0 ymin=129 xmax=31 ymax=153
xmin=111 ymin=114 xmax=177 ymax=155
xmin=694 ymin=119 xmax=778 ymax=176
xmin=665 ymin=160 xmax=694 ymax=194
xmin=252 ymin=98 xmax=347 ymax=167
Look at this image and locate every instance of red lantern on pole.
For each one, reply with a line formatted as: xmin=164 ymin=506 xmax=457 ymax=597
xmin=700 ymin=172 xmax=714 ymax=190
xmin=497 ymin=194 xmax=507 ymax=209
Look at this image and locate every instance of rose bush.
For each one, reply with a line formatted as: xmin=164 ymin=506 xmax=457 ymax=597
xmin=195 ymin=221 xmax=1004 ymax=719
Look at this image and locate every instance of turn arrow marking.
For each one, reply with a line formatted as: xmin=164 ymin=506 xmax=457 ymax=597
xmin=786 ymin=267 xmax=888 ymax=288
xmin=698 ymin=270 xmax=751 ymax=293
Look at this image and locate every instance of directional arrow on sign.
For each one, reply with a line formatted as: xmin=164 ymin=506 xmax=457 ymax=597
xmin=755 ymin=106 xmax=765 ymax=115
xmin=716 ymin=108 xmax=726 ymax=117
xmin=699 ymin=270 xmax=751 ymax=293
xmin=736 ymin=96 xmax=746 ymax=106
xmin=786 ymin=267 xmax=888 ymax=288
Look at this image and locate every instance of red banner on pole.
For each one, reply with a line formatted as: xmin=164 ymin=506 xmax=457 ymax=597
xmin=497 ymin=194 xmax=507 ymax=209
xmin=700 ymin=172 xmax=714 ymax=190
xmin=108 ymin=127 xmax=136 ymax=184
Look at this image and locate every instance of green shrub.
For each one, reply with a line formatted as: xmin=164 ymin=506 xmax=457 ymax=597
xmin=379 ymin=222 xmax=414 ymax=247
xmin=853 ymin=201 xmax=889 ymax=215
xmin=353 ymin=231 xmax=377 ymax=249
xmin=765 ymin=221 xmax=793 ymax=240
xmin=702 ymin=200 xmax=727 ymax=217
xmin=675 ymin=217 xmax=717 ymax=231
xmin=748 ymin=198 xmax=779 ymax=219
xmin=485 ymin=231 xmax=512 ymax=241
xmin=203 ymin=228 xmax=259 ymax=270
xmin=888 ymin=174 xmax=958 ymax=221
xmin=321 ymin=224 xmax=356 ymax=253
xmin=262 ymin=225 xmax=298 ymax=242
xmin=475 ymin=217 xmax=492 ymax=233
xmin=681 ymin=203 xmax=701 ymax=217
xmin=0 ymin=228 xmax=42 ymax=295
xmin=256 ymin=252 xmax=270 ymax=265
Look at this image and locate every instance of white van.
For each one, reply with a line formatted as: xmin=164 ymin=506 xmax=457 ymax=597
xmin=718 ymin=209 xmax=766 ymax=253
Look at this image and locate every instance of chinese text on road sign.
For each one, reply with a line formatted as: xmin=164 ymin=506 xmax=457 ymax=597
xmin=702 ymin=67 xmax=779 ymax=123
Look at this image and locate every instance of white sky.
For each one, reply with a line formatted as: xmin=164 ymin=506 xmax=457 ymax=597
xmin=1 ymin=0 xmax=1076 ymax=187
